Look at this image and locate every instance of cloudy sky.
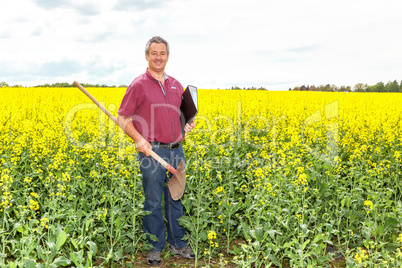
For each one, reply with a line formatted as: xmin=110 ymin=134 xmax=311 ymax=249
xmin=1 ymin=0 xmax=401 ymax=90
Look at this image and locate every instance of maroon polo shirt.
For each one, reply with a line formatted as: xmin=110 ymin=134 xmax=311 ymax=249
xmin=118 ymin=69 xmax=184 ymax=144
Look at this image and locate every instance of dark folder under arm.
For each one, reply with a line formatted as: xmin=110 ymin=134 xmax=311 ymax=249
xmin=180 ymin=85 xmax=198 ymax=133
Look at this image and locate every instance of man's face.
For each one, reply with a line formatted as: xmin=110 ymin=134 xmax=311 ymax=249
xmin=146 ymin=42 xmax=169 ymax=74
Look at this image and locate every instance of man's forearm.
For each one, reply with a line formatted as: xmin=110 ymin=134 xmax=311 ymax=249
xmin=116 ymin=114 xmax=147 ymax=146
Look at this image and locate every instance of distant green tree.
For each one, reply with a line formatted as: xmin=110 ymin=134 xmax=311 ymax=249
xmin=339 ymin=85 xmax=351 ymax=92
xmin=353 ymin=83 xmax=368 ymax=92
xmin=328 ymin=84 xmax=338 ymax=92
xmin=385 ymin=80 xmax=399 ymax=92
xmin=376 ymin=82 xmax=385 ymax=92
xmin=366 ymin=84 xmax=377 ymax=92
xmin=292 ymin=81 xmax=401 ymax=93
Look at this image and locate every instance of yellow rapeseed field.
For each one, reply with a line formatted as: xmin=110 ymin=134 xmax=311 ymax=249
xmin=1 ymin=87 xmax=401 ymax=267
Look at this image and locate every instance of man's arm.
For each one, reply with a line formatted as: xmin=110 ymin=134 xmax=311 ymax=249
xmin=116 ymin=114 xmax=152 ymax=156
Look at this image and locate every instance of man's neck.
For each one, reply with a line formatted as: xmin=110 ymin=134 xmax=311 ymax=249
xmin=148 ymin=69 xmax=165 ymax=81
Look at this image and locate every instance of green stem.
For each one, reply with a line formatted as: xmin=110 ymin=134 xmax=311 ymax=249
xmin=132 ymin=175 xmax=137 ymax=257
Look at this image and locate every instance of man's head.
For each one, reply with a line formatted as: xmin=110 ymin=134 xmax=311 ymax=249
xmin=145 ymin=36 xmax=170 ymax=75
xmin=145 ymin=36 xmax=169 ymax=56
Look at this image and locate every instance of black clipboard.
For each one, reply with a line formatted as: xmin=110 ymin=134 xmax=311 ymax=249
xmin=180 ymin=85 xmax=198 ymax=133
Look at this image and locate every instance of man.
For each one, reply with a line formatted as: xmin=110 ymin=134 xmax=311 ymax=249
xmin=116 ymin=36 xmax=196 ymax=266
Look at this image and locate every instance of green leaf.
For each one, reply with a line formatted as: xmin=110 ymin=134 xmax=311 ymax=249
xmin=265 ymin=250 xmax=280 ymax=266
xmin=70 ymin=252 xmax=77 ymax=264
xmin=384 ymin=242 xmax=401 ymax=251
xmin=47 ymin=241 xmax=56 ymax=257
xmin=199 ymin=231 xmax=207 ymax=241
xmin=301 ymin=239 xmax=311 ymax=250
xmin=283 ymin=242 xmax=292 ymax=249
xmin=300 ymin=224 xmax=310 ymax=235
xmin=51 ymin=256 xmax=71 ymax=267
xmin=254 ymin=226 xmax=264 ymax=242
xmin=241 ymin=222 xmax=251 ymax=240
xmin=228 ymin=219 xmax=238 ymax=226
xmin=70 ymin=238 xmax=79 ymax=250
xmin=148 ymin=233 xmax=158 ymax=242
xmin=97 ymin=227 xmax=107 ymax=233
xmin=36 ymin=246 xmax=46 ymax=261
xmin=177 ymin=216 xmax=193 ymax=230
xmin=267 ymin=229 xmax=282 ymax=239
xmin=312 ymin=233 xmax=323 ymax=243
xmin=115 ymin=216 xmax=122 ymax=229
xmin=70 ymin=250 xmax=84 ymax=265
xmin=377 ymin=225 xmax=385 ymax=236
xmin=25 ymin=260 xmax=36 ymax=268
xmin=56 ymin=230 xmax=67 ymax=250
xmin=86 ymin=241 xmax=97 ymax=255
xmin=232 ymin=245 xmax=241 ymax=254
xmin=85 ymin=257 xmax=92 ymax=268
xmin=384 ymin=217 xmax=398 ymax=233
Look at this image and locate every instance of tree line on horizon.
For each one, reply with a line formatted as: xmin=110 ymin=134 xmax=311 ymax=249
xmin=289 ymin=80 xmax=402 ymax=93
xmin=1 ymin=80 xmax=402 ymax=92
xmin=0 ymin=82 xmax=125 ymax=88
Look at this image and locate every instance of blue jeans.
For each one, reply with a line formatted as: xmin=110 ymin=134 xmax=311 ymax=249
xmin=138 ymin=143 xmax=188 ymax=252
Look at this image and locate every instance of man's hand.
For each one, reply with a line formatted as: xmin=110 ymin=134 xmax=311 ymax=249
xmin=135 ymin=137 xmax=153 ymax=156
xmin=184 ymin=121 xmax=196 ymax=133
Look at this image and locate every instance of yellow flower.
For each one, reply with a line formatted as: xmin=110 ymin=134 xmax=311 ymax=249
xmin=218 ymin=215 xmax=223 ymax=224
xmin=41 ymin=218 xmax=49 ymax=228
xmin=397 ymin=248 xmax=402 ymax=258
xmin=364 ymin=200 xmax=373 ymax=210
xmin=354 ymin=247 xmax=369 ymax=264
xmin=208 ymin=230 xmax=217 ymax=240
xmin=394 ymin=150 xmax=401 ymax=161
xmin=213 ymin=186 xmax=225 ymax=195
xmin=29 ymin=199 xmax=39 ymax=211
xmin=30 ymin=192 xmax=39 ymax=199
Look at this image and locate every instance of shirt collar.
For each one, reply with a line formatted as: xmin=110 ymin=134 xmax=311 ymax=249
xmin=146 ymin=68 xmax=169 ymax=81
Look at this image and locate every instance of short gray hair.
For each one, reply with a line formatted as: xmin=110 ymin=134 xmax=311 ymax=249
xmin=145 ymin=36 xmax=170 ymax=55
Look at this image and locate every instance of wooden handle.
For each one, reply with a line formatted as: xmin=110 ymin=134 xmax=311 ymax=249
xmin=149 ymin=150 xmax=178 ymax=175
xmin=73 ymin=81 xmax=117 ymax=123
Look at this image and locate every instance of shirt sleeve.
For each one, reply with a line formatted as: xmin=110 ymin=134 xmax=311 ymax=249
xmin=117 ymin=82 xmax=143 ymax=117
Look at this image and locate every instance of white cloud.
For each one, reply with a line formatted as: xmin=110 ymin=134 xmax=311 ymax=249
xmin=34 ymin=0 xmax=103 ymax=16
xmin=113 ymin=0 xmax=168 ymax=11
xmin=1 ymin=0 xmax=402 ymax=89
